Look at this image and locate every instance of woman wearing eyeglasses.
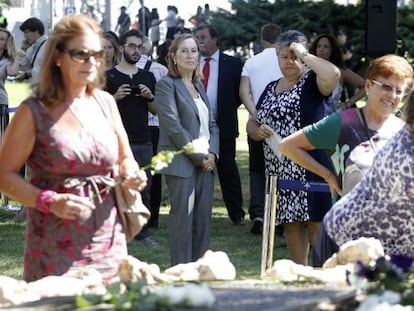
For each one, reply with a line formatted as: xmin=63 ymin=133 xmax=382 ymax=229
xmin=278 ymin=54 xmax=413 ymax=266
xmin=0 ymin=15 xmax=147 ymax=283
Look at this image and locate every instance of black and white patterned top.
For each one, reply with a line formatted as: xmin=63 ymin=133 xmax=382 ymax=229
xmin=257 ymin=70 xmax=332 ymax=225
xmin=324 ymin=125 xmax=414 ymax=256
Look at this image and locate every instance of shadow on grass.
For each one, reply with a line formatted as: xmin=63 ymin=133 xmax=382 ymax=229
xmin=0 ymin=211 xmax=25 ymax=278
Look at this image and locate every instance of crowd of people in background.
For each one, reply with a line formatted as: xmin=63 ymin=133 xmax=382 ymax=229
xmin=114 ymin=3 xmax=210 ymax=60
xmin=0 ymin=0 xmax=412 ymax=278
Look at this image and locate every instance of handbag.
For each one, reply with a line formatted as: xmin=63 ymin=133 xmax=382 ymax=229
xmin=342 ymin=108 xmax=378 ymax=195
xmin=93 ymin=92 xmax=151 ymax=242
xmin=113 ymin=165 xmax=151 ymax=243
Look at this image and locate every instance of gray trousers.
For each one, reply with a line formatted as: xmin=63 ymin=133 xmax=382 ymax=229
xmin=165 ymin=169 xmax=214 ymax=266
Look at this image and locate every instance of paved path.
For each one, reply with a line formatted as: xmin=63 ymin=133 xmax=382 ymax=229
xmin=3 ymin=281 xmax=357 ymax=311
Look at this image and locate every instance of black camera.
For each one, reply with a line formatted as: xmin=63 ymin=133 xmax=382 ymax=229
xmin=130 ymin=86 xmax=141 ymax=95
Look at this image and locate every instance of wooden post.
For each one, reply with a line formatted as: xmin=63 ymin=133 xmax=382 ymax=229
xmin=260 ymin=175 xmax=278 ymax=277
xmin=0 ymin=104 xmax=8 ymax=206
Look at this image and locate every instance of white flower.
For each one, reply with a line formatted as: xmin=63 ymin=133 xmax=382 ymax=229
xmin=141 ymin=138 xmax=210 ymax=175
xmin=183 ymin=137 xmax=209 ymax=155
xmin=152 ymin=158 xmax=169 ymax=173
xmin=143 ymin=150 xmax=176 ymax=174
xmin=356 ymin=291 xmax=408 ymax=311
xmin=154 ymin=283 xmax=215 ymax=308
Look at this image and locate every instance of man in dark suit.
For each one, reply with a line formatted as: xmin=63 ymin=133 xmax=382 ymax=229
xmin=195 ymin=24 xmax=245 ymax=225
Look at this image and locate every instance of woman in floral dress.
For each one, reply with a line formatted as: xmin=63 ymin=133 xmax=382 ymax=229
xmin=0 ymin=15 xmax=147 ymax=283
xmin=247 ymin=30 xmax=340 ymax=265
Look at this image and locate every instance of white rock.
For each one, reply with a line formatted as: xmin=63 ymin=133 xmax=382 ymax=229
xmin=0 ymin=276 xmax=39 ymax=306
xmin=164 ymin=262 xmax=200 ymax=281
xmin=269 ymin=259 xmax=309 ymax=282
xmin=64 ymin=268 xmax=106 ymax=295
xmin=323 ymin=237 xmax=385 ymax=268
xmin=164 ymin=250 xmax=236 ymax=282
xmin=28 ymin=276 xmax=91 ymax=297
xmin=117 ymin=255 xmax=176 ymax=284
xmin=197 ymin=250 xmax=236 ymax=281
xmin=268 ymin=259 xmax=353 ymax=287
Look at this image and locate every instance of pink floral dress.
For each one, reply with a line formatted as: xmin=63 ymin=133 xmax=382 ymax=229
xmin=23 ymin=93 xmax=127 ymax=283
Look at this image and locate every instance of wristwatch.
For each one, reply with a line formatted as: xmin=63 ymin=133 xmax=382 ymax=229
xmin=300 ymin=50 xmax=309 ymax=60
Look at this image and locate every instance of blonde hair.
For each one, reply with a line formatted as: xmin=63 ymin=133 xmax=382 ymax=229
xmin=103 ymin=31 xmax=120 ymax=67
xmin=167 ymin=33 xmax=202 ymax=83
xmin=0 ymin=28 xmax=17 ymax=60
xmin=36 ymin=14 xmax=104 ymax=106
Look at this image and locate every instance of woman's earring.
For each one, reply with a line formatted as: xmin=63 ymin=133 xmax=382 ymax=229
xmin=56 ymin=63 xmax=61 ymax=67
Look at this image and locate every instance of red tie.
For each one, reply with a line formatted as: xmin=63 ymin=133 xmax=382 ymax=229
xmin=202 ymin=57 xmax=211 ymax=91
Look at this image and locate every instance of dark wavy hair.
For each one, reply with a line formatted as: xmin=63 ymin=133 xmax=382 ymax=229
xmin=20 ymin=17 xmax=45 ymax=35
xmin=309 ymin=33 xmax=345 ymax=68
xmin=195 ymin=24 xmax=219 ymax=47
xmin=119 ymin=29 xmax=144 ymax=46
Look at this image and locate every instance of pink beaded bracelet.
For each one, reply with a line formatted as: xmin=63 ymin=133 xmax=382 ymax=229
xmin=35 ymin=190 xmax=57 ymax=214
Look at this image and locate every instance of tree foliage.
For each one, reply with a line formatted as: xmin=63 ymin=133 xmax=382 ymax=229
xmin=209 ymin=0 xmax=413 ymax=70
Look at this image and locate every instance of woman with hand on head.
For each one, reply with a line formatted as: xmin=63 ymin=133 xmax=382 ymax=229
xmin=247 ymin=30 xmax=340 ymax=265
xmin=0 ymin=14 xmax=147 ymax=283
xmin=309 ymin=33 xmax=365 ymax=112
xmin=155 ymin=33 xmax=219 ymax=266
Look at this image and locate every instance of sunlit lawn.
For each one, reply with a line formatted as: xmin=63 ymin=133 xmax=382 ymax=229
xmin=0 ymin=81 xmax=288 ymax=280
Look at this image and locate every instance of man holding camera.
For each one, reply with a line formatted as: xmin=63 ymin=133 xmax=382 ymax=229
xmin=105 ymin=29 xmax=157 ymax=247
xmin=16 ymin=17 xmax=48 ymax=88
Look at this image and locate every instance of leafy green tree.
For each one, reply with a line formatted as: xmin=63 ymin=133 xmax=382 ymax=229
xmin=398 ymin=2 xmax=414 ymax=58
xmin=209 ymin=0 xmax=412 ymax=71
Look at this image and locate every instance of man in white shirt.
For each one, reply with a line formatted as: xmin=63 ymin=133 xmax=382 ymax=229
xmin=137 ymin=36 xmax=168 ymax=229
xmin=16 ymin=17 xmax=48 ymax=88
xmin=240 ymin=23 xmax=282 ymax=234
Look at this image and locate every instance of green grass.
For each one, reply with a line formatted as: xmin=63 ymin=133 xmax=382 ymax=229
xmin=0 ymin=82 xmax=288 ymax=280
xmin=6 ymin=81 xmax=32 ymax=108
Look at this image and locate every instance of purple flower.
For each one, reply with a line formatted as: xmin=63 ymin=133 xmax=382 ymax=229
xmin=390 ymin=254 xmax=414 ymax=273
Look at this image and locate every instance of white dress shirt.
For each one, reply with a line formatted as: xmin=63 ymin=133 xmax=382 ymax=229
xmin=200 ymin=49 xmax=219 ymax=121
xmin=137 ymin=55 xmax=168 ymax=126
